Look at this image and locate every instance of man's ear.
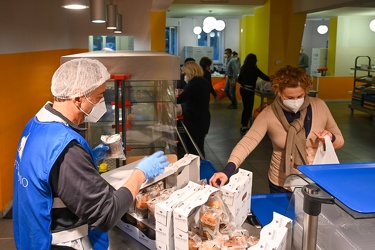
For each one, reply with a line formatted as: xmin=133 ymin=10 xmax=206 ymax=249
xmin=73 ymin=97 xmax=82 ymax=104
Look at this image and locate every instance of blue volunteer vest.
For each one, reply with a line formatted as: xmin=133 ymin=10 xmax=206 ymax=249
xmin=13 ymin=117 xmax=108 ymax=249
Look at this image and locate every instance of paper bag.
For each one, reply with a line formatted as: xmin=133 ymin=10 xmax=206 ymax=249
xmin=313 ymin=135 xmax=339 ymax=164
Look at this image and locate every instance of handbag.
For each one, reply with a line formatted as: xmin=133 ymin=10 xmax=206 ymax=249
xmin=312 ymin=135 xmax=339 ymax=164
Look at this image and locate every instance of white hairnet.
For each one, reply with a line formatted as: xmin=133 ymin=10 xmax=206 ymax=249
xmin=51 ymin=58 xmax=110 ymax=99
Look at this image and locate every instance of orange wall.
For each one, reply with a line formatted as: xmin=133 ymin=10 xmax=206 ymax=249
xmin=151 ymin=11 xmax=167 ymax=52
xmin=313 ymin=76 xmax=353 ymax=100
xmin=0 ymin=49 xmax=87 ymax=212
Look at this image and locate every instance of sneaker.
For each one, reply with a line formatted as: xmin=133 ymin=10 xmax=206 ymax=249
xmin=240 ymin=127 xmax=249 ymax=135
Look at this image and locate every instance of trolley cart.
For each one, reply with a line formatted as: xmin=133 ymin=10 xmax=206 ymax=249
xmin=175 ymin=120 xmax=217 ymax=182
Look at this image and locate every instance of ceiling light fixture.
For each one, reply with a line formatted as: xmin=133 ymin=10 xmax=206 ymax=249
xmin=114 ymin=13 xmax=122 ymax=33
xmin=90 ymin=0 xmax=106 ymax=23
xmin=193 ymin=26 xmax=202 ymax=35
xmin=370 ymin=19 xmax=375 ymax=32
xmin=193 ymin=11 xmax=226 ymax=35
xmin=317 ymin=24 xmax=328 ymax=34
xmin=202 ymin=17 xmax=226 ymax=33
xmin=106 ymin=3 xmax=117 ymax=29
xmin=215 ymin=19 xmax=226 ymax=31
xmin=62 ymin=0 xmax=89 ymax=9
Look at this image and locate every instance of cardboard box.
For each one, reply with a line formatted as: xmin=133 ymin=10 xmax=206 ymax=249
xmin=173 ymin=184 xmax=219 ymax=250
xmin=102 ymin=154 xmax=201 ymax=250
xmin=101 ymin=153 xmax=200 ymax=191
xmin=155 ymin=181 xmax=202 ymax=249
xmin=220 ymin=168 xmax=253 ymax=226
xmin=249 ymin=212 xmax=292 ymax=250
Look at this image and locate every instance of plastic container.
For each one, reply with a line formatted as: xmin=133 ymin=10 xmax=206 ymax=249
xmin=99 ymin=163 xmax=108 ymax=174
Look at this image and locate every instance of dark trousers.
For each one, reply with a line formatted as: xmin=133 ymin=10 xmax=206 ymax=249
xmin=268 ymin=179 xmax=292 ymax=193
xmin=224 ymin=77 xmax=237 ymax=107
xmin=240 ymin=87 xmax=255 ymax=127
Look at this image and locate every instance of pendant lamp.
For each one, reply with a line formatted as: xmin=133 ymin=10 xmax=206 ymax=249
xmin=90 ymin=0 xmax=106 ymax=23
xmin=114 ymin=14 xmax=123 ymax=33
xmin=62 ymin=0 xmax=89 ymax=9
xmin=106 ymin=4 xmax=117 ymax=29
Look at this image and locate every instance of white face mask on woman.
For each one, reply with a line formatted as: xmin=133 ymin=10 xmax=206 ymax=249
xmin=283 ymin=97 xmax=304 ymax=113
xmin=184 ymin=75 xmax=190 ymax=83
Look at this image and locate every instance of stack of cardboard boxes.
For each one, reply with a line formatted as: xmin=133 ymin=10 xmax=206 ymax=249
xmin=102 ymin=154 xmax=291 ymax=249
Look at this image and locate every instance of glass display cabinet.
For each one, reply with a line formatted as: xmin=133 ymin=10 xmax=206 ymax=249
xmin=61 ymin=51 xmax=180 ymax=167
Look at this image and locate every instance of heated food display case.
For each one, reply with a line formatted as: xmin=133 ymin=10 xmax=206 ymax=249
xmin=61 ymin=51 xmax=180 ymax=167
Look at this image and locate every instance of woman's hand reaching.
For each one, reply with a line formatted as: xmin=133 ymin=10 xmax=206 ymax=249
xmin=209 ymin=172 xmax=228 ymax=188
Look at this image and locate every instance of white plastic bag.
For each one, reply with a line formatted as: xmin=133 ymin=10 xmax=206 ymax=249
xmin=313 ymin=135 xmax=339 ymax=164
xmin=175 ymin=104 xmax=182 ymax=117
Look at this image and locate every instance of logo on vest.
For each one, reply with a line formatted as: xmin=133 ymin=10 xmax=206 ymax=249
xmin=15 ymin=160 xmax=28 ymax=187
xmin=18 ymin=134 xmax=29 ymax=160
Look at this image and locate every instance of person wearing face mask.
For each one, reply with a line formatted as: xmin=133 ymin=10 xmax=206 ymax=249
xmin=223 ymin=48 xmax=240 ymax=109
xmin=177 ymin=61 xmax=211 ymax=158
xmin=13 ymin=58 xmax=170 ymax=250
xmin=210 ymin=65 xmax=344 ymax=193
xmin=199 ymin=56 xmax=219 ymax=102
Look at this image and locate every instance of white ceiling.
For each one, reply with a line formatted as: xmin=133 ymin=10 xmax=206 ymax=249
xmin=166 ymin=4 xmax=375 ymax=20
xmin=307 ymin=7 xmax=375 ymax=19
xmin=166 ymin=4 xmax=258 ymax=18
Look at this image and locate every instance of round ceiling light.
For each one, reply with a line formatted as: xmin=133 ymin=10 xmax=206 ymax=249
xmin=215 ymin=20 xmax=226 ymax=31
xmin=193 ymin=26 xmax=202 ymax=35
xmin=369 ymin=19 xmax=375 ymax=32
xmin=317 ymin=25 xmax=328 ymax=34
xmin=203 ymin=16 xmax=216 ymax=28
xmin=203 ymin=25 xmax=213 ymax=33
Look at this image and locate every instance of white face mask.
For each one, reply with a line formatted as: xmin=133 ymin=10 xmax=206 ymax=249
xmin=184 ymin=75 xmax=190 ymax=83
xmin=80 ymin=97 xmax=107 ymax=123
xmin=283 ymin=97 xmax=304 ymax=113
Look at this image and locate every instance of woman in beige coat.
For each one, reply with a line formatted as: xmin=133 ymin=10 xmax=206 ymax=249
xmin=210 ymin=65 xmax=344 ymax=193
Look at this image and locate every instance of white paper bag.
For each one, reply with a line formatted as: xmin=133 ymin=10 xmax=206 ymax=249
xmin=313 ymin=135 xmax=339 ymax=164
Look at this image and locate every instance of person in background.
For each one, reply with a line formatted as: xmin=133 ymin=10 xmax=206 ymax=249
xmin=232 ymin=51 xmax=241 ymax=70
xmin=210 ymin=65 xmax=344 ymax=193
xmin=177 ymin=57 xmax=196 ymax=90
xmin=13 ymin=58 xmax=169 ymax=250
xmin=199 ymin=56 xmax=219 ymax=102
xmin=237 ymin=53 xmax=270 ymax=135
xmin=177 ymin=61 xmax=211 ymax=158
xmin=298 ymin=46 xmax=309 ymax=72
xmin=223 ymin=48 xmax=240 ymax=109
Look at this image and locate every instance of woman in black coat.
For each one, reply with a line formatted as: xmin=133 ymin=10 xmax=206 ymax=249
xmin=177 ymin=61 xmax=211 ymax=157
xmin=238 ymin=53 xmax=270 ymax=134
xmin=199 ymin=56 xmax=218 ymax=102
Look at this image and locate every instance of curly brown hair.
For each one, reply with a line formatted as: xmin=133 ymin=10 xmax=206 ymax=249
xmin=271 ymin=65 xmax=311 ymax=94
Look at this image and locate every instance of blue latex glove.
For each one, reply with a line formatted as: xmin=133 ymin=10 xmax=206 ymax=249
xmin=92 ymin=143 xmax=110 ymax=164
xmin=135 ymin=151 xmax=169 ymax=179
xmin=215 ymin=95 xmax=219 ymax=102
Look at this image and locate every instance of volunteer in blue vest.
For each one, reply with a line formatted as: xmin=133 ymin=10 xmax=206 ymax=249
xmin=13 ymin=58 xmax=169 ymax=250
